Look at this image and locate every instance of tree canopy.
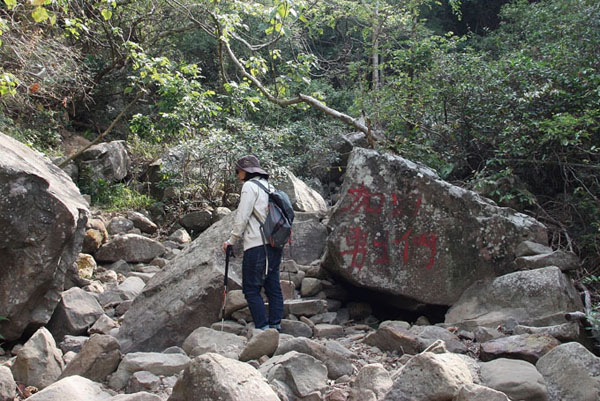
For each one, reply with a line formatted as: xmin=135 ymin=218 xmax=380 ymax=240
xmin=1 ymin=0 xmax=599 ymax=274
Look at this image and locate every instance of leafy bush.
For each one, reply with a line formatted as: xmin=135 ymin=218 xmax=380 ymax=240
xmin=375 ymin=0 xmax=600 ymax=263
xmin=155 ymin=118 xmax=343 ymax=207
xmin=78 ymin=165 xmax=154 ymax=211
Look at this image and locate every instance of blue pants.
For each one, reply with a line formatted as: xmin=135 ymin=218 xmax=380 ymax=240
xmin=242 ymin=245 xmax=284 ymax=329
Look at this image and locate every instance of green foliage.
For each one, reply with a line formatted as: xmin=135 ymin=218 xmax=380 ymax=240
xmin=0 ymin=113 xmax=61 ymax=151
xmin=371 ymin=0 xmax=600 ymax=261
xmin=127 ymin=43 xmax=220 ymax=143
xmin=78 ymin=166 xmax=154 ymax=210
xmin=156 ymin=117 xmax=343 ymax=206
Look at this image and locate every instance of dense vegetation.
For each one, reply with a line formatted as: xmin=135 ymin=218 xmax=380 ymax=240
xmin=1 ymin=0 xmax=599 ymax=303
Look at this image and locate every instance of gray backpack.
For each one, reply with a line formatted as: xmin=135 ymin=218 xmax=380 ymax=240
xmin=250 ymin=180 xmax=295 ymax=249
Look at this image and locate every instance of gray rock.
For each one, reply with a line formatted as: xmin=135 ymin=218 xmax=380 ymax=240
xmin=169 ymin=353 xmax=279 ymax=401
xmin=480 ymin=334 xmax=560 ymax=364
xmin=310 ymin=312 xmax=338 ymax=325
xmin=101 ymin=277 xmax=146 ymax=307
xmin=126 ymin=272 xmax=155 ymax=284
xmin=11 ymin=327 xmax=64 ymax=390
xmin=280 ymin=319 xmax=313 ymax=338
xmin=480 ymin=358 xmax=548 ymax=401
xmin=409 ymin=325 xmax=467 ymax=354
xmin=283 ymin=212 xmax=328 ymax=265
xmin=26 ymin=375 xmax=113 ymax=401
xmin=445 ymin=267 xmax=583 ymax=330
xmin=275 ymin=336 xmax=354 ymax=379
xmin=285 ymin=299 xmax=328 ymax=316
xmin=513 ymin=322 xmax=581 ymax=342
xmin=454 ymin=383 xmax=511 ymax=401
xmin=46 ymin=287 xmax=104 ymax=341
xmin=515 ymin=241 xmax=553 ymax=257
xmin=89 ymin=314 xmax=118 ymax=335
xmin=384 ymin=351 xmax=473 ymax=400
xmin=273 ymin=169 xmax=328 ymax=213
xmin=223 ymin=290 xmax=247 ymax=317
xmin=116 ymin=213 xmax=243 ymax=353
xmin=168 ymin=228 xmax=191 ymax=244
xmin=126 ymin=371 xmax=160 ymax=394
xmin=473 ymin=327 xmax=504 ymax=343
xmin=107 ymin=217 xmax=135 ymax=235
xmin=323 ymin=148 xmax=547 ymax=306
xmin=182 ymin=327 xmax=246 ymax=359
xmin=301 ymin=278 xmax=323 ymax=297
xmin=536 ymin=342 xmax=600 ymax=401
xmin=59 ymin=335 xmax=89 ymax=354
xmin=59 ymin=334 xmax=121 ymax=382
xmin=364 ymin=325 xmax=420 ymax=355
xmin=313 ymin=323 xmax=344 ymax=338
xmin=0 ymin=133 xmax=88 ymax=342
xmin=259 ymin=351 xmax=328 ymax=399
xmin=0 ymin=366 xmax=16 ymax=401
xmin=96 ymin=234 xmax=166 ymax=263
xmin=239 ymin=329 xmax=279 ymax=362
xmin=127 ymin=211 xmax=158 ymax=235
xmin=179 ymin=210 xmax=213 ymax=235
xmin=108 ymin=260 xmax=132 ymax=275
xmin=353 ymin=363 xmax=393 ymax=399
xmin=78 ymin=140 xmax=130 ymax=183
xmin=514 ymin=251 xmax=580 ymax=272
xmin=108 ymin=352 xmax=190 ymax=390
xmin=212 ymin=207 xmax=232 ymax=223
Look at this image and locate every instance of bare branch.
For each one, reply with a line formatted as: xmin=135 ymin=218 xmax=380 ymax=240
xmin=58 ymin=91 xmax=144 ymax=168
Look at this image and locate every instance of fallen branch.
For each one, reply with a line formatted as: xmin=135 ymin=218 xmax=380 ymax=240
xmin=58 ymin=91 xmax=143 ymax=169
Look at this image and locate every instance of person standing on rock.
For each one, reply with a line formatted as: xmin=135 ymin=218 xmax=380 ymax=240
xmin=221 ymin=155 xmax=284 ymax=330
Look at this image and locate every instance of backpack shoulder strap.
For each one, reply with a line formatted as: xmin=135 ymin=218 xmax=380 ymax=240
xmin=249 ymin=179 xmax=271 ymax=194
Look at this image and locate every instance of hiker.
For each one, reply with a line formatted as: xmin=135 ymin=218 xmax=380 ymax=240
xmin=221 ymin=155 xmax=284 ymax=331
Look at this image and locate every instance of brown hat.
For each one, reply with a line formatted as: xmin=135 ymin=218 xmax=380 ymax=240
xmin=235 ymin=155 xmax=268 ymax=176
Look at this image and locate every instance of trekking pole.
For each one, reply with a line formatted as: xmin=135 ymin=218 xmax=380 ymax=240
xmin=221 ymin=245 xmax=233 ymax=331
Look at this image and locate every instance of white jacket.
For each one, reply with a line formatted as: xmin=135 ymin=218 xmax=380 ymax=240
xmin=227 ymin=177 xmax=271 ymax=251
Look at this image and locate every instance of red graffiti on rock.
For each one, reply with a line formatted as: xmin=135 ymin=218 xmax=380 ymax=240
xmin=340 ymin=227 xmax=369 ymax=271
xmin=340 ymin=186 xmax=437 ymax=271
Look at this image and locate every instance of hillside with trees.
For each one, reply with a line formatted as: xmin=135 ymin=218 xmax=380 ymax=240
xmin=1 ymin=0 xmax=599 ymax=310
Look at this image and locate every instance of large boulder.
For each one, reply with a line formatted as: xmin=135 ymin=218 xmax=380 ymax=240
xmin=11 ymin=327 xmax=64 ymax=390
xmin=479 ymin=358 xmax=548 ymax=401
xmin=77 ymin=140 xmax=130 ymax=183
xmin=0 ymin=133 xmax=88 ymax=342
xmin=25 ymin=375 xmax=113 ymax=401
xmin=182 ymin=327 xmax=247 ymax=359
xmin=169 ymin=353 xmax=279 ymax=401
xmin=118 ymin=210 xmax=325 ymax=353
xmin=59 ymin=334 xmax=121 ymax=382
xmin=323 ymin=148 xmax=547 ymax=306
xmin=117 ymin=213 xmax=243 ymax=353
xmin=536 ymin=342 xmax=600 ymax=401
xmin=274 ymin=337 xmax=354 ymax=379
xmin=259 ymin=351 xmax=329 ymax=399
xmin=95 ymin=234 xmax=166 ymax=263
xmin=283 ymin=212 xmax=328 ymax=264
xmin=383 ymin=350 xmax=473 ymax=400
xmin=274 ymin=169 xmax=328 ymax=213
xmin=47 ymin=287 xmax=104 ymax=341
xmin=108 ymin=352 xmax=190 ymax=390
xmin=445 ymin=266 xmax=583 ymax=330
xmin=0 ymin=366 xmax=16 ymax=401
